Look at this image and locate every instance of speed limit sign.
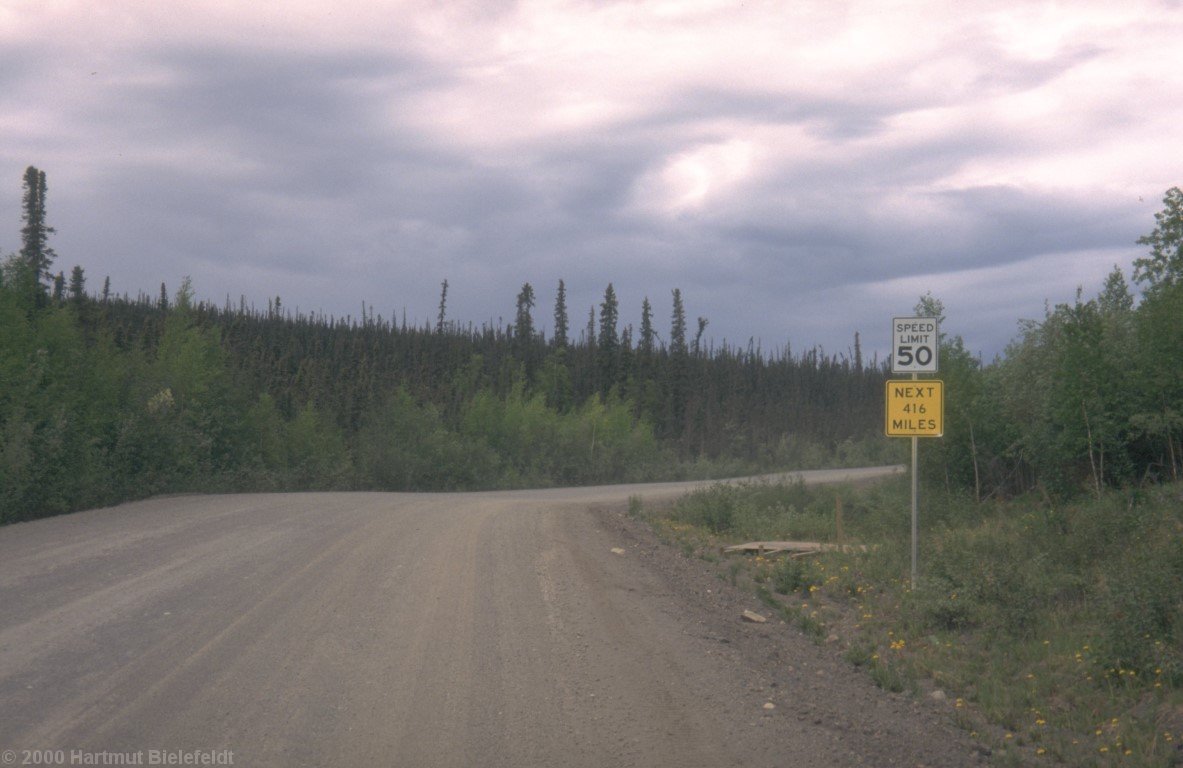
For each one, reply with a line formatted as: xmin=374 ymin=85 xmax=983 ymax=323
xmin=892 ymin=317 xmax=939 ymax=373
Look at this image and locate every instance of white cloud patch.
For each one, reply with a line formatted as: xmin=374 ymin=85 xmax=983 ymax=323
xmin=632 ymin=139 xmax=756 ymax=215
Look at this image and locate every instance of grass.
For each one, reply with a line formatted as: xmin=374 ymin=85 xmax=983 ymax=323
xmin=637 ymin=476 xmax=1183 ymax=767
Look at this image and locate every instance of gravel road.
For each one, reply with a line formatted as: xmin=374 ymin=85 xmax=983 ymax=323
xmin=0 ymin=467 xmax=986 ymax=767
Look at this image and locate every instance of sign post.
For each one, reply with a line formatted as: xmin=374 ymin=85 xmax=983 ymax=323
xmin=889 ymin=318 xmax=942 ymax=590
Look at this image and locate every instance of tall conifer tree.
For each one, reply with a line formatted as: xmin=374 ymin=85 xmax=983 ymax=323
xmin=436 ymin=279 xmax=449 ymax=334
xmin=514 ymin=282 xmax=537 ymax=378
xmin=693 ymin=317 xmax=709 ymax=357
xmin=670 ymin=288 xmax=687 ymax=357
xmin=69 ymin=265 xmax=86 ymax=304
xmin=585 ymin=306 xmax=596 ymax=347
xmin=639 ymin=297 xmax=655 ymax=356
xmin=667 ymin=288 xmax=690 ymax=438
xmin=553 ymin=279 xmax=569 ymax=348
xmin=19 ymin=166 xmax=56 ymax=294
xmin=598 ymin=283 xmax=620 ymax=395
xmin=514 ymin=283 xmax=536 ymax=342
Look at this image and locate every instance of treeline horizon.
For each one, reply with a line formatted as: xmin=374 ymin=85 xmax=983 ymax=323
xmin=0 ymin=264 xmax=896 ymax=522
xmin=3 ymin=167 xmax=1181 ymax=523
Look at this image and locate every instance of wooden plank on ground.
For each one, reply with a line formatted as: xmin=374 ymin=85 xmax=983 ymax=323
xmin=721 ymin=541 xmax=870 ymax=556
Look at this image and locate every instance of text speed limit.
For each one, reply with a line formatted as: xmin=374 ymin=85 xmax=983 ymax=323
xmin=892 ymin=317 xmax=939 ymax=374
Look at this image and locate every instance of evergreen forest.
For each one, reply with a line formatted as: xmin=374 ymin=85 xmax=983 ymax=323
xmin=2 ymin=168 xmax=1181 ymax=523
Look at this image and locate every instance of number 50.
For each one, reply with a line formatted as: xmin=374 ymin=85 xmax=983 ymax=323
xmin=897 ymin=345 xmax=933 ymax=366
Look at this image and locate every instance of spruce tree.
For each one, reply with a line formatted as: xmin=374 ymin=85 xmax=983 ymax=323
xmin=670 ymin=288 xmax=687 ymax=357
xmin=635 ymin=297 xmax=659 ymax=418
xmin=514 ymin=282 xmax=537 ymax=379
xmin=598 ymin=283 xmax=620 ymax=395
xmin=639 ymin=297 xmax=655 ymax=355
xmin=514 ymin=283 xmax=536 ymax=342
xmin=583 ymin=305 xmax=597 ymax=394
xmin=19 ymin=166 xmax=56 ymax=294
xmin=436 ymin=279 xmax=448 ymax=334
xmin=69 ymin=265 xmax=86 ymax=304
xmin=693 ymin=316 xmax=709 ymax=357
xmin=553 ymin=279 xmax=569 ymax=348
xmin=667 ymin=288 xmax=690 ymax=440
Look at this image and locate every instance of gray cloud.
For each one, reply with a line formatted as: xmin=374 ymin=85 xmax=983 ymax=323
xmin=1 ymin=2 xmax=1176 ymax=361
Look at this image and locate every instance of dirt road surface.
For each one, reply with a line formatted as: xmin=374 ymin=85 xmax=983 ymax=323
xmin=0 ymin=467 xmax=985 ymax=767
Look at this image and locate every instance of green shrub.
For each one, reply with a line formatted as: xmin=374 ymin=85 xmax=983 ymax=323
xmin=672 ymin=483 xmax=740 ymax=534
xmin=907 ymin=574 xmax=980 ymax=631
xmin=919 ymin=521 xmax=1052 ymax=637
xmin=772 ymin=557 xmax=819 ymax=596
xmin=1098 ymin=541 xmax=1183 ymax=678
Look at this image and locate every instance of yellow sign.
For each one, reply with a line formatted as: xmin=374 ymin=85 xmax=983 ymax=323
xmin=885 ymin=380 xmax=944 ymax=437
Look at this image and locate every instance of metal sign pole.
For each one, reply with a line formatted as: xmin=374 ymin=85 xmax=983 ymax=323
xmin=911 ymin=372 xmax=918 ymax=590
xmin=911 ymin=435 xmax=919 ymax=590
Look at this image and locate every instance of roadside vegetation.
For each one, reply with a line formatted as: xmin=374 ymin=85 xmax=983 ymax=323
xmin=634 ymin=187 xmax=1183 ymax=766
xmin=2 ymin=165 xmax=893 ymax=523
xmin=636 ymin=477 xmax=1183 ymax=767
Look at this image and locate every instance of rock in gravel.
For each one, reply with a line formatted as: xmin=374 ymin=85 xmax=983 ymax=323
xmin=742 ymin=610 xmax=768 ymax=623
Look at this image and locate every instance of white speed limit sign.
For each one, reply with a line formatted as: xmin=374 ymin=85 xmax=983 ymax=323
xmin=892 ymin=317 xmax=939 ymax=374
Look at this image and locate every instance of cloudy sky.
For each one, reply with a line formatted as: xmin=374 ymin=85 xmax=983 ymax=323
xmin=2 ymin=0 xmax=1180 ymax=361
